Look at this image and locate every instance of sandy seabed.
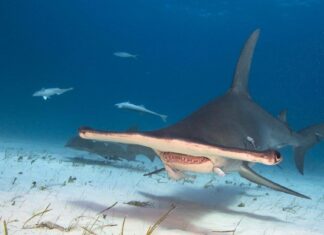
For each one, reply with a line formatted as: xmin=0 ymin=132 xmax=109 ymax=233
xmin=1 ymin=138 xmax=324 ymax=235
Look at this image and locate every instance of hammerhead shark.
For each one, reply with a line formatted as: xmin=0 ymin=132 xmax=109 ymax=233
xmin=79 ymin=29 xmax=324 ymax=199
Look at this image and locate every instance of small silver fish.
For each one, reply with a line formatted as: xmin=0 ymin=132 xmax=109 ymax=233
xmin=33 ymin=87 xmax=73 ymax=100
xmin=115 ymin=101 xmax=167 ymax=122
xmin=113 ymin=52 xmax=137 ymax=59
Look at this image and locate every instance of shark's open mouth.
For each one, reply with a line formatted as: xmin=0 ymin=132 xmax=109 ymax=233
xmin=159 ymin=151 xmax=210 ymax=164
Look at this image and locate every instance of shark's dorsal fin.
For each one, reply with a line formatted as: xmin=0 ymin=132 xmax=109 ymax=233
xmin=230 ymin=29 xmax=260 ymax=96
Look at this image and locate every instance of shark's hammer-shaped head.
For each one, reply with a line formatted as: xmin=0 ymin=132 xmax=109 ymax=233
xmin=79 ymin=127 xmax=281 ymax=166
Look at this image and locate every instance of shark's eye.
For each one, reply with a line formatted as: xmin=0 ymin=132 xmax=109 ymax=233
xmin=274 ymin=151 xmax=281 ymax=162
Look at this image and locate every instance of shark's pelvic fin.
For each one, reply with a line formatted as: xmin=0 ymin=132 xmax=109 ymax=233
xmin=239 ymin=162 xmax=310 ymax=199
xmin=294 ymin=146 xmax=307 ymax=175
xmin=230 ymin=29 xmax=260 ymax=96
xmin=294 ymin=123 xmax=324 ymax=174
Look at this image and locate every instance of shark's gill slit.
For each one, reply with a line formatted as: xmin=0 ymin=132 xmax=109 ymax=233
xmin=158 ymin=152 xmax=210 ymax=164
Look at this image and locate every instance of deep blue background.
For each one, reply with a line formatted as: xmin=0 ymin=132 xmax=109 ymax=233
xmin=0 ymin=0 xmax=323 ymax=144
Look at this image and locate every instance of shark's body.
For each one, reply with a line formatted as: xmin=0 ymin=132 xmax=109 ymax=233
xmin=113 ymin=52 xmax=137 ymax=59
xmin=116 ymin=102 xmax=168 ymax=122
xmin=33 ymin=87 xmax=73 ymax=100
xmin=79 ymin=29 xmax=324 ymax=199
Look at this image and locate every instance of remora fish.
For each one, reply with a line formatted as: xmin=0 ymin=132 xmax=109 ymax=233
xmin=113 ymin=52 xmax=137 ymax=59
xmin=79 ymin=29 xmax=317 ymax=199
xmin=115 ymin=102 xmax=168 ymax=122
xmin=33 ymin=87 xmax=73 ymax=100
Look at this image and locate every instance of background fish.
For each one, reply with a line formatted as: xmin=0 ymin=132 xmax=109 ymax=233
xmin=113 ymin=52 xmax=137 ymax=58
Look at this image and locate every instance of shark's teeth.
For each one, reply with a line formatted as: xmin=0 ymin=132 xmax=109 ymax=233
xmin=158 ymin=151 xmax=210 ymax=164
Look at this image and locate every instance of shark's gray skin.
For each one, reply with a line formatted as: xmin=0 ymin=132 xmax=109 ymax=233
xmin=78 ymin=29 xmax=321 ymax=199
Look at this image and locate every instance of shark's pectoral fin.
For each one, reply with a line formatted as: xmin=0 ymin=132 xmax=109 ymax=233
xmin=239 ymin=162 xmax=310 ymax=199
xmin=43 ymin=96 xmax=48 ymax=100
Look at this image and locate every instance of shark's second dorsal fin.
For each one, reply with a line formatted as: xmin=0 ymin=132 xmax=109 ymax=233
xmin=230 ymin=29 xmax=260 ymax=96
xmin=278 ymin=109 xmax=288 ymax=123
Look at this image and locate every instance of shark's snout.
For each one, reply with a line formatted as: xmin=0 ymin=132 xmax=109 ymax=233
xmin=254 ymin=150 xmax=282 ymax=165
xmin=79 ymin=127 xmax=94 ymax=137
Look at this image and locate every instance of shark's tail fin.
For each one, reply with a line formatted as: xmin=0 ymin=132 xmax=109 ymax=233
xmin=294 ymin=123 xmax=324 ymax=174
xmin=57 ymin=87 xmax=74 ymax=95
xmin=160 ymin=115 xmax=168 ymax=122
xmin=65 ymin=87 xmax=74 ymax=92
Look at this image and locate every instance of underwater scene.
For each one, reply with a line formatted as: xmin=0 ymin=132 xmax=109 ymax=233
xmin=1 ymin=0 xmax=324 ymax=234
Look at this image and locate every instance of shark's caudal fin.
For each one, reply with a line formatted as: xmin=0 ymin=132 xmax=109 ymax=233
xmin=230 ymin=29 xmax=260 ymax=96
xmin=160 ymin=115 xmax=168 ymax=122
xmin=294 ymin=123 xmax=324 ymax=175
xmin=65 ymin=87 xmax=74 ymax=92
xmin=239 ymin=162 xmax=310 ymax=199
xmin=57 ymin=87 xmax=74 ymax=95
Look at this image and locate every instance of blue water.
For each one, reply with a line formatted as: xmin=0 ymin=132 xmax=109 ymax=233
xmin=1 ymin=3 xmax=324 ymax=234
xmin=0 ymin=0 xmax=323 ymax=146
